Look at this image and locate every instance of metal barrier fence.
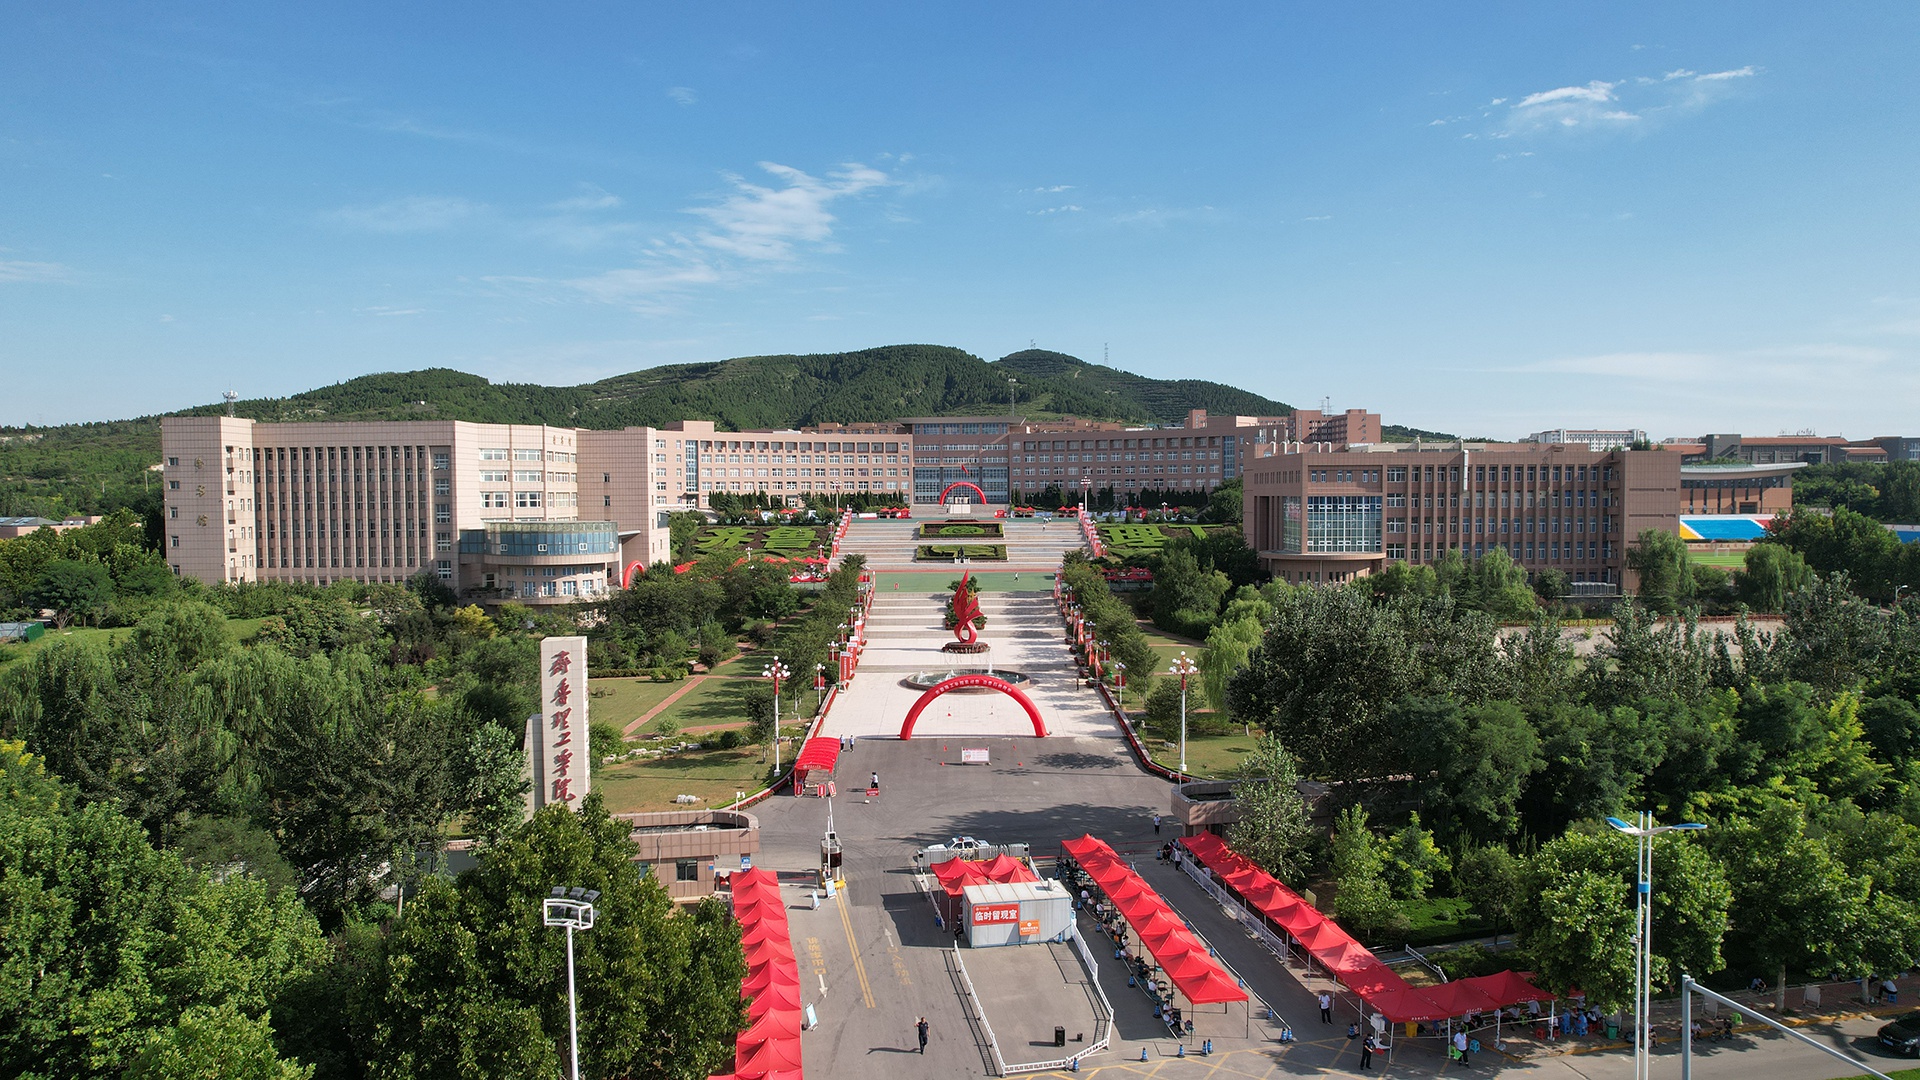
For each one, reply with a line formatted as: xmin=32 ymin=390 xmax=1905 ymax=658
xmin=949 ymin=942 xmax=1008 ymax=1076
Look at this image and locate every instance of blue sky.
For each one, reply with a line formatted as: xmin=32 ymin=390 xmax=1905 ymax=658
xmin=4 ymin=4 xmax=1917 ymax=439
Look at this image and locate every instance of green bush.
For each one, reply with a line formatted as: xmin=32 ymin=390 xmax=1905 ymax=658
xmin=715 ymin=729 xmax=745 ymax=750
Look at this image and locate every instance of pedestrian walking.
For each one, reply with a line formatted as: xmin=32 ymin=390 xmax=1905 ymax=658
xmin=1359 ymin=1034 xmax=1375 ymax=1069
xmin=1152 ymin=814 xmax=1162 ymax=835
xmin=1319 ymin=992 xmax=1333 ymax=1024
xmin=1453 ymin=1029 xmax=1470 ymax=1067
xmin=871 ymin=771 xmax=879 ymax=791
xmin=916 ymin=1017 xmax=929 ymax=1053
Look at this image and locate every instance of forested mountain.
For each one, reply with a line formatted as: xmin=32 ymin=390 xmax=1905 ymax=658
xmin=0 ymin=344 xmax=1297 ymax=517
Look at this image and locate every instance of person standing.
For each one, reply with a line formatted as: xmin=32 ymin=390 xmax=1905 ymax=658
xmin=916 ymin=1016 xmax=929 ymax=1053
xmin=871 ymin=771 xmax=879 ymax=791
xmin=1454 ymin=1029 xmax=1470 ymax=1067
xmin=1359 ymin=1033 xmax=1375 ymax=1070
xmin=1319 ymin=992 xmax=1333 ymax=1023
xmin=1152 ymin=813 xmax=1162 ymax=835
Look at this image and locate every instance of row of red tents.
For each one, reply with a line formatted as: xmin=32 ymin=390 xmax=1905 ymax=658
xmin=710 ymin=869 xmax=803 ymax=1080
xmin=1178 ymin=833 xmax=1550 ymax=1023
xmin=1061 ymin=835 xmax=1247 ymax=1006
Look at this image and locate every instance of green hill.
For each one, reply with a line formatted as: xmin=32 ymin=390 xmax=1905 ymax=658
xmin=0 ymin=344 xmax=1296 ymax=518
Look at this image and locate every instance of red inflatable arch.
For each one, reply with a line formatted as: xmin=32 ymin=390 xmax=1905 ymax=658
xmin=899 ymin=674 xmax=1048 ymax=739
xmin=938 ymin=481 xmax=988 ymax=504
xmin=621 ymin=561 xmax=646 ymax=588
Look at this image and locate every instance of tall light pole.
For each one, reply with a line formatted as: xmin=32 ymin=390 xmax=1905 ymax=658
xmin=1111 ymin=660 xmax=1126 ymax=713
xmin=763 ymin=656 xmax=792 ymax=777
xmin=1606 ymin=813 xmax=1707 ymax=1080
xmin=1169 ymin=652 xmax=1199 ymax=775
xmin=543 ymin=886 xmax=600 ymax=1080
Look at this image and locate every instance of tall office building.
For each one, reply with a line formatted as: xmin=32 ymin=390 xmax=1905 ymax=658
xmin=1243 ymin=443 xmax=1680 ymax=590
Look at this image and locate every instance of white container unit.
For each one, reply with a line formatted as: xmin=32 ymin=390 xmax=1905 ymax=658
xmin=962 ymin=879 xmax=1073 ymax=948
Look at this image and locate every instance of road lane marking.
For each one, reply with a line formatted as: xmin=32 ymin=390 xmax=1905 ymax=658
xmin=835 ymin=888 xmax=876 ymax=1009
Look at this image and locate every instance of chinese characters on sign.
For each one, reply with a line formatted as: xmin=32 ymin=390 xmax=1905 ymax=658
xmin=526 ymin=636 xmax=592 ymax=817
xmin=971 ymin=903 xmax=1022 ymax=926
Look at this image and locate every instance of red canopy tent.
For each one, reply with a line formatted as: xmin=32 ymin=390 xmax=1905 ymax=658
xmin=1061 ymin=836 xmax=1247 ymax=1010
xmin=928 ymin=854 xmax=1038 ymax=924
xmin=1177 ymin=833 xmax=1551 ymax=1024
xmin=718 ymin=869 xmax=805 ymax=1080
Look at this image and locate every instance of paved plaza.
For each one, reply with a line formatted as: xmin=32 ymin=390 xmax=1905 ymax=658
xmin=742 ymin=520 xmax=1912 ymax=1079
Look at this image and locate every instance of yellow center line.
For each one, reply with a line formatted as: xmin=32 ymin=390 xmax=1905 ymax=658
xmin=836 ymin=885 xmax=876 ymax=1009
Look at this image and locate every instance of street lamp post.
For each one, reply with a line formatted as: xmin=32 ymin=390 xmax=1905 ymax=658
xmin=814 ymin=662 xmax=826 ymax=715
xmin=1111 ymin=660 xmax=1126 ymax=713
xmin=543 ymin=886 xmax=601 ymax=1080
xmin=763 ymin=656 xmax=792 ymax=777
xmin=1606 ymin=813 xmax=1708 ymax=1080
xmin=1169 ymin=651 xmax=1199 ymax=776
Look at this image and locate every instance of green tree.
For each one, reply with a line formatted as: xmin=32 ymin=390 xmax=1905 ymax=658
xmin=1226 ymin=586 xmax=1507 ymax=782
xmin=1401 ymin=697 xmax=1543 ymax=844
xmin=1200 ymin=613 xmax=1262 ymax=718
xmin=0 ymin=740 xmax=329 ymax=1079
xmin=1148 ymin=544 xmax=1230 ymax=638
xmin=125 ymin=1003 xmax=314 ymax=1080
xmin=1383 ymin=813 xmax=1450 ymax=901
xmin=31 ymin=557 xmax=115 ymax=627
xmin=1456 ymin=845 xmax=1523 ymax=943
xmin=366 ymin=795 xmax=746 ymax=1080
xmin=1737 ymin=543 xmax=1812 ymax=612
xmin=1628 ymin=528 xmax=1694 ymax=614
xmin=1224 ymin=735 xmax=1311 ymax=883
xmin=1712 ymin=797 xmax=1872 ymax=1008
xmin=1516 ymin=829 xmax=1730 ymax=1006
xmin=461 ymin=722 xmax=531 ymax=845
xmin=1327 ymin=806 xmax=1407 ymax=942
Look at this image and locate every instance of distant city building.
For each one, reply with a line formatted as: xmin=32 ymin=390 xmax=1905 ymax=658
xmin=1873 ymin=436 xmax=1920 ymax=462
xmin=1693 ymin=433 xmax=1883 ymax=465
xmin=0 ymin=515 xmax=103 ymax=539
xmin=1526 ymin=428 xmax=1648 ymax=451
xmin=1680 ymin=461 xmax=1805 ymax=516
xmin=1242 ymin=443 xmax=1680 ymax=592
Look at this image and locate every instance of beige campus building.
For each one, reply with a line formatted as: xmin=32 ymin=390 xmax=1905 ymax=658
xmin=160 ymin=416 xmax=923 ymax=603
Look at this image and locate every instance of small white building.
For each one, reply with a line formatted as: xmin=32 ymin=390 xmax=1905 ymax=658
xmin=962 ymin=879 xmax=1073 ymax=948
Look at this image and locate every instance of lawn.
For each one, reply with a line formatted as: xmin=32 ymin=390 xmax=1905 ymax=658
xmin=597 ymin=723 xmax=810 ymax=812
xmin=872 ymin=570 xmax=1054 ymax=594
xmin=1400 ymin=896 xmax=1491 ymax=947
xmin=0 ymin=615 xmax=265 ymax=668
xmin=1693 ymin=553 xmax=1747 ymax=569
xmin=588 ymin=677 xmax=685 ymax=731
xmin=1144 ymin=729 xmax=1256 ymax=778
xmin=628 ymin=673 xmax=827 ymax=739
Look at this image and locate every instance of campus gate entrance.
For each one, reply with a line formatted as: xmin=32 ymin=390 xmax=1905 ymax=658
xmin=898 ymin=674 xmax=1048 ymax=738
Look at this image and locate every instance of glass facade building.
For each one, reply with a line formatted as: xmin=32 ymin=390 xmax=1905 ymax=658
xmin=1305 ymin=495 xmax=1383 ymax=553
xmin=460 ymin=521 xmax=619 ymax=557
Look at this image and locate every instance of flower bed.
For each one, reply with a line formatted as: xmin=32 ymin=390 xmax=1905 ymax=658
xmin=692 ymin=524 xmax=828 ymax=555
xmin=1092 ymin=522 xmax=1228 ymax=557
xmin=914 ymin=544 xmax=1008 ymax=562
xmin=918 ymin=521 xmax=1003 ymax=539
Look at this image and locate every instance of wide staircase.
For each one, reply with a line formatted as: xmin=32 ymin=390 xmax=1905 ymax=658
xmin=836 ymin=511 xmax=1088 ymax=572
xmin=816 ymin=512 xmax=1121 ymax=740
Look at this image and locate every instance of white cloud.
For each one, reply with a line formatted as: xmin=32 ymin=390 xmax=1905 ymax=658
xmin=1030 ymin=204 xmax=1083 ymax=215
xmin=666 ymin=86 xmax=698 ymax=106
xmin=1515 ymin=80 xmax=1619 ymax=109
xmin=685 ymin=162 xmax=890 ymax=261
xmin=548 ymin=186 xmax=623 ymax=212
xmin=0 ymin=260 xmax=71 ymax=283
xmin=329 ymin=196 xmax=485 ymax=233
xmin=1493 ymin=65 xmax=1758 ymax=138
xmin=1029 ymin=184 xmax=1075 ymax=193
